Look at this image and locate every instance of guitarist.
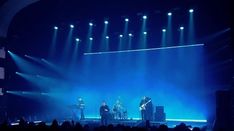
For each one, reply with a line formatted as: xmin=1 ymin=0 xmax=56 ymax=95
xmin=139 ymin=96 xmax=153 ymax=121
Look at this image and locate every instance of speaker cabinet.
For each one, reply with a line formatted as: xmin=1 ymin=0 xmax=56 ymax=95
xmin=155 ymin=106 xmax=166 ymax=122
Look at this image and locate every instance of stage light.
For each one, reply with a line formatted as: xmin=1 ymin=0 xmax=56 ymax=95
xmin=168 ymin=12 xmax=172 ymax=16
xmin=84 ymin=43 xmax=204 ymax=55
xmin=166 ymin=118 xmax=207 ymax=123
xmin=180 ymin=26 xmax=184 ymax=30
xmin=104 ymin=21 xmax=108 ymax=24
xmin=189 ymin=9 xmax=194 ymax=13
xmin=75 ymin=38 xmax=80 ymax=42
xmin=128 ymin=33 xmax=133 ymax=37
xmin=89 ymin=37 xmax=93 ymax=40
xmin=15 ymin=72 xmax=19 ymax=74
xmin=54 ymin=26 xmax=58 ymax=30
xmin=162 ymin=29 xmax=166 ymax=32
xmin=70 ymin=24 xmax=74 ymax=28
xmin=143 ymin=32 xmax=147 ymax=35
xmin=125 ymin=18 xmax=129 ymax=22
xmin=143 ymin=15 xmax=147 ymax=19
xmin=119 ymin=34 xmax=123 ymax=37
xmin=89 ymin=23 xmax=93 ymax=26
xmin=7 ymin=50 xmax=11 ymax=53
xmin=105 ymin=36 xmax=109 ymax=39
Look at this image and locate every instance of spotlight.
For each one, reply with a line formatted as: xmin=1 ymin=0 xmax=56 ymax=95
xmin=7 ymin=50 xmax=11 ymax=53
xmin=89 ymin=37 xmax=93 ymax=40
xmin=143 ymin=15 xmax=147 ymax=19
xmin=70 ymin=24 xmax=74 ymax=28
xmin=143 ymin=32 xmax=147 ymax=35
xmin=180 ymin=26 xmax=184 ymax=30
xmin=89 ymin=23 xmax=93 ymax=26
xmin=162 ymin=29 xmax=166 ymax=32
xmin=106 ymin=36 xmax=109 ymax=39
xmin=128 ymin=33 xmax=133 ymax=37
xmin=54 ymin=26 xmax=58 ymax=30
xmin=75 ymin=38 xmax=80 ymax=42
xmin=119 ymin=34 xmax=123 ymax=37
xmin=189 ymin=9 xmax=194 ymax=13
xmin=168 ymin=12 xmax=172 ymax=16
xmin=15 ymin=72 xmax=19 ymax=74
xmin=125 ymin=18 xmax=129 ymax=22
xmin=104 ymin=21 xmax=108 ymax=24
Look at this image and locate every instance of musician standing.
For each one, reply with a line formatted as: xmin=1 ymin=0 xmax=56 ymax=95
xmin=139 ymin=96 xmax=147 ymax=120
xmin=100 ymin=101 xmax=110 ymax=125
xmin=139 ymin=96 xmax=153 ymax=121
xmin=77 ymin=97 xmax=85 ymax=120
xmin=113 ymin=99 xmax=122 ymax=120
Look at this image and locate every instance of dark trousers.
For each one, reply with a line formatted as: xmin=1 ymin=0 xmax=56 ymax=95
xmin=141 ymin=110 xmax=146 ymax=120
xmin=80 ymin=109 xmax=85 ymax=120
xmin=101 ymin=114 xmax=108 ymax=125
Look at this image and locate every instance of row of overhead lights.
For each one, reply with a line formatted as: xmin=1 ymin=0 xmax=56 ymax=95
xmin=54 ymin=8 xmax=194 ymax=30
xmin=55 ymin=9 xmax=193 ymax=43
xmin=73 ymin=28 xmax=182 ymax=42
xmin=72 ymin=29 xmax=184 ymax=42
xmin=59 ymin=25 xmax=184 ymax=42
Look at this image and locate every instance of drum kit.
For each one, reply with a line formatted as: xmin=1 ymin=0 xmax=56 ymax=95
xmin=111 ymin=103 xmax=128 ymax=120
xmin=68 ymin=100 xmax=128 ymax=121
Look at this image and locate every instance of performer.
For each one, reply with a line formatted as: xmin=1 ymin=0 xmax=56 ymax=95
xmin=139 ymin=96 xmax=147 ymax=120
xmin=100 ymin=101 xmax=110 ymax=125
xmin=139 ymin=96 xmax=153 ymax=121
xmin=113 ymin=99 xmax=122 ymax=120
xmin=77 ymin=97 xmax=85 ymax=120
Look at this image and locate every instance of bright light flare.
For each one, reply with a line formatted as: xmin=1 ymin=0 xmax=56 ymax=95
xmin=54 ymin=26 xmax=58 ymax=30
xmin=70 ymin=24 xmax=74 ymax=28
xmin=189 ymin=9 xmax=194 ymax=13
xmin=75 ymin=38 xmax=80 ymax=42
xmin=143 ymin=15 xmax=147 ymax=19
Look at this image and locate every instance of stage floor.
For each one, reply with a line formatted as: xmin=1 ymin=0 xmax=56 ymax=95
xmin=10 ymin=117 xmax=208 ymax=129
xmin=28 ymin=118 xmax=207 ymax=129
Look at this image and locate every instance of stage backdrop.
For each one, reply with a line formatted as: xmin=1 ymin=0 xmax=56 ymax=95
xmin=53 ymin=45 xmax=207 ymax=120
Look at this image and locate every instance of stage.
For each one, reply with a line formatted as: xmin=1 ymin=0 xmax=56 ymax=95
xmin=0 ymin=0 xmax=231 ymax=130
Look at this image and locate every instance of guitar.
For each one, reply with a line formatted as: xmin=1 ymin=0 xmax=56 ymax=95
xmin=139 ymin=99 xmax=151 ymax=110
xmin=78 ymin=103 xmax=85 ymax=109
